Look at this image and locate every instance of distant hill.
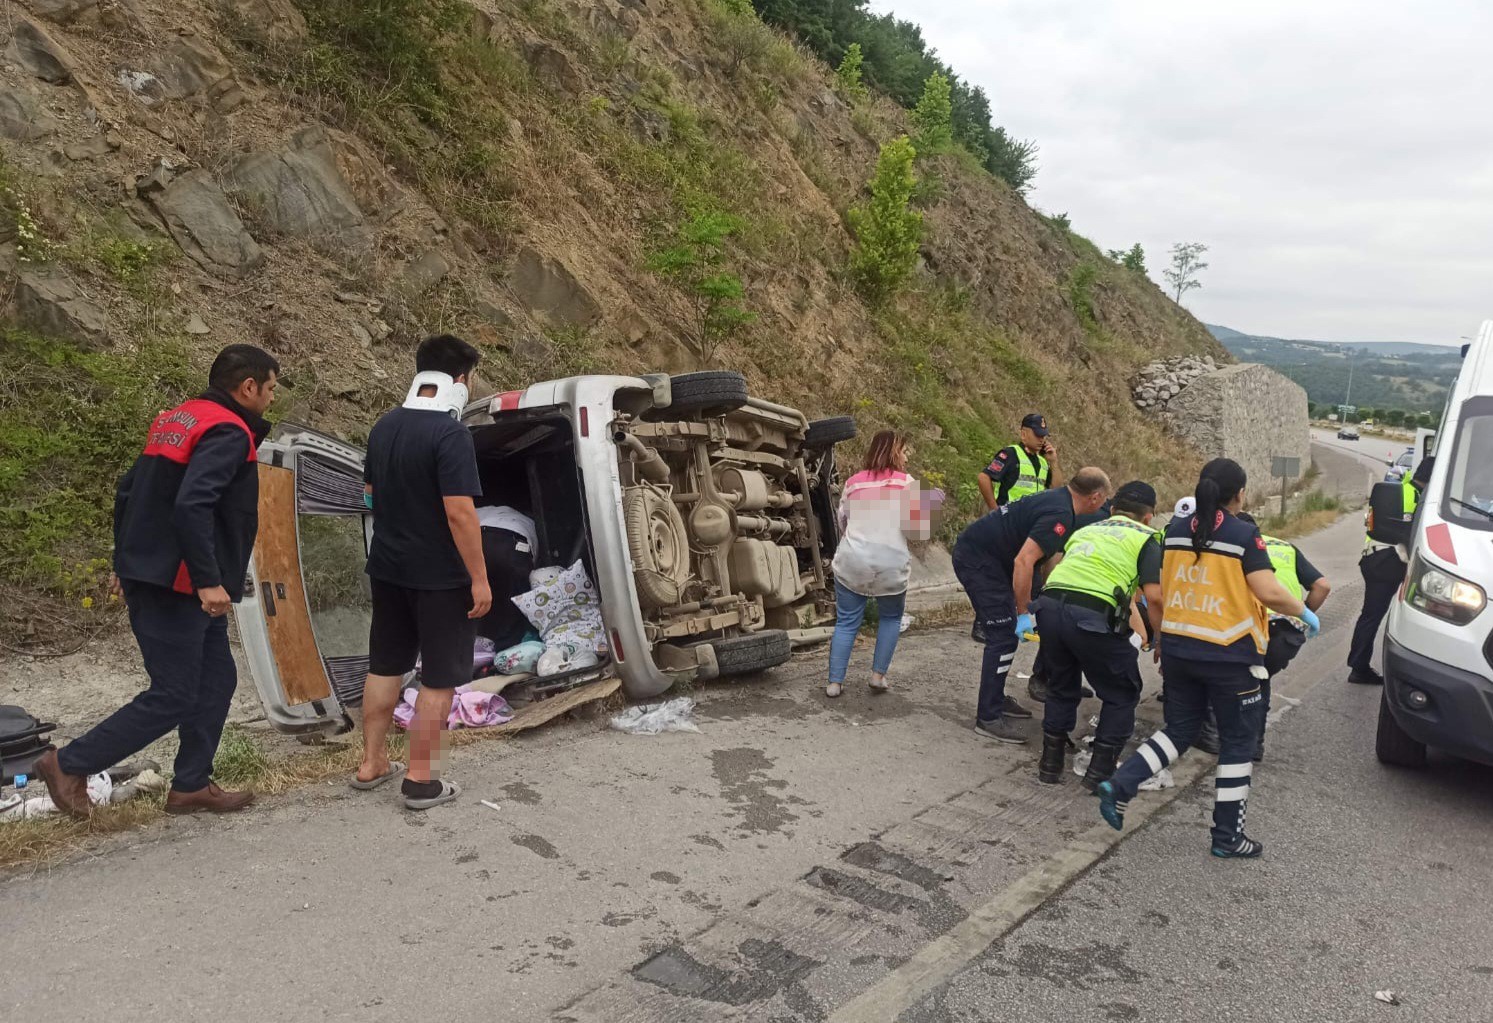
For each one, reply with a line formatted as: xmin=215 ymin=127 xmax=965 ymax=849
xmin=1207 ymin=325 xmax=1461 ymax=416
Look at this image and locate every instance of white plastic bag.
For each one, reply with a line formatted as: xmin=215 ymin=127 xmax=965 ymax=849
xmin=1139 ymin=768 xmax=1174 ymax=791
xmin=610 ymin=697 xmax=701 ymax=735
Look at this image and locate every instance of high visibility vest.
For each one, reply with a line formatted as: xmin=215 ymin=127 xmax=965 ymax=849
xmin=1364 ymin=474 xmax=1418 ymax=554
xmin=1007 ymin=445 xmax=1050 ymax=504
xmin=1161 ymin=534 xmax=1270 ymax=656
xmin=1261 ymin=536 xmax=1304 ymax=602
xmin=1046 ymin=516 xmax=1159 ymax=607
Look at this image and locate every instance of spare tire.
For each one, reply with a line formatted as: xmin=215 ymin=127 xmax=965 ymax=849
xmin=623 ymin=486 xmax=691 ymax=609
xmin=711 ymin=629 xmax=793 ymax=677
xmin=804 ymin=416 xmax=857 ymax=449
xmin=667 ymin=371 xmax=749 ymax=416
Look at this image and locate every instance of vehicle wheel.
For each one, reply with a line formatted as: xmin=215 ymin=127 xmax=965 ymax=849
xmin=1375 ymin=691 xmax=1427 ymax=768
xmin=804 ymin=416 xmax=857 ymax=450
xmin=711 ymin=629 xmax=793 ymax=677
xmin=623 ymin=486 xmax=690 ymax=609
xmin=666 ymin=371 xmax=749 ymax=416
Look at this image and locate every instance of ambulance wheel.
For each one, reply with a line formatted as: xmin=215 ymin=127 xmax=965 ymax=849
xmin=1375 ymin=691 xmax=1427 ymax=768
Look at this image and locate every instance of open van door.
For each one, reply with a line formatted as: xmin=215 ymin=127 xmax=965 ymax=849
xmin=237 ymin=425 xmax=371 ymax=737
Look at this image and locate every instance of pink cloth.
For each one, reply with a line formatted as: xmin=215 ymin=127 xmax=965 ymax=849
xmin=393 ymin=684 xmax=514 ymax=730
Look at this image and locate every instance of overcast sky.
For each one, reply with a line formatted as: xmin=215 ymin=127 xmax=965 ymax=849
xmin=869 ymin=0 xmax=1492 ymax=345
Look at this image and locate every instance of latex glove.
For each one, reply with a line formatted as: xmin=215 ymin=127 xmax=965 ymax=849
xmin=1015 ymin=613 xmax=1036 ymax=640
xmin=1300 ymin=606 xmax=1321 ymax=639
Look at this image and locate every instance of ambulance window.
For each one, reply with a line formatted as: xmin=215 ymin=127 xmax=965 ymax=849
xmin=1442 ymin=398 xmax=1493 ymax=531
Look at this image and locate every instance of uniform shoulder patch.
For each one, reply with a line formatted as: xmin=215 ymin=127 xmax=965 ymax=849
xmin=1054 ymin=522 xmax=1067 ymax=537
xmin=1255 ymin=536 xmax=1267 ymax=550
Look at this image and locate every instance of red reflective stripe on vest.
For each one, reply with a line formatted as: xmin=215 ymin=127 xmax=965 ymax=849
xmin=141 ymin=399 xmax=257 ymax=465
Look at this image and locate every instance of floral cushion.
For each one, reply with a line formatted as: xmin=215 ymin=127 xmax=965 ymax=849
xmin=512 ymin=560 xmax=607 ymax=656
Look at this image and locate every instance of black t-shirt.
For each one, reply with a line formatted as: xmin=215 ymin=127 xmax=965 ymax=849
xmin=364 ymin=407 xmax=483 ymax=590
xmin=958 ymin=486 xmax=1075 ymax=572
xmin=982 ymin=444 xmax=1054 ymax=505
xmin=1293 ymin=546 xmax=1324 ymax=590
xmin=1137 ymin=537 xmax=1163 ymax=587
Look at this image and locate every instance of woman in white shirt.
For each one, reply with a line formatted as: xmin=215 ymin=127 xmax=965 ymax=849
xmin=826 ymin=431 xmax=938 ymax=697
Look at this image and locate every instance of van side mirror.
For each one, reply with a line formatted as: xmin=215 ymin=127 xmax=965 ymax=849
xmin=1367 ymin=481 xmax=1413 ymax=546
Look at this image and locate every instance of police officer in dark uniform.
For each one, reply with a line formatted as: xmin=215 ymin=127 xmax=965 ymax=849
xmin=1346 ymin=456 xmax=1433 ymax=685
xmin=978 ymin=413 xmax=1059 ymax=510
xmin=1034 ymin=481 xmax=1164 ymax=790
xmin=1098 ymin=459 xmax=1320 ymax=859
xmin=953 ymin=467 xmax=1111 ymax=745
xmin=34 ymin=345 xmax=280 ymax=818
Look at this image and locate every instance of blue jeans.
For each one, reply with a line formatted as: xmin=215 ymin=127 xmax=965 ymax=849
xmin=828 ymin=582 xmax=906 ymax=684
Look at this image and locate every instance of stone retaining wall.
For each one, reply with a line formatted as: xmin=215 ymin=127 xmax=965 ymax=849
xmin=1162 ymin=363 xmax=1311 ymax=495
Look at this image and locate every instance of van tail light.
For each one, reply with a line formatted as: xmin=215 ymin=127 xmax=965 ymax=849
xmin=579 ymin=405 xmax=590 ymax=437
xmin=495 ymin=390 xmax=522 ymax=412
xmin=610 ymin=629 xmax=624 ymax=662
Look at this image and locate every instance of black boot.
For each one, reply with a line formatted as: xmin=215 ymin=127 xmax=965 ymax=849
xmin=1027 ymin=674 xmax=1049 ymax=703
xmin=1081 ymin=741 xmax=1123 ymax=794
xmin=1038 ymin=731 xmax=1068 ymax=784
xmin=1196 ymin=714 xmax=1221 ymax=755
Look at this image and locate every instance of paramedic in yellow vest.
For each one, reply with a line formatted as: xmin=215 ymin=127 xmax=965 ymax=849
xmin=1097 ymin=459 xmax=1320 ymax=860
xmin=1237 ymin=512 xmax=1332 ymax=761
xmin=1033 ymin=481 xmax=1165 ymax=792
xmin=978 ymin=413 xmax=1059 ymax=510
xmin=1346 ymin=456 xmax=1432 ymax=686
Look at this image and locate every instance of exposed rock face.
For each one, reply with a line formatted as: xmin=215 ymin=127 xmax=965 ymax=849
xmin=143 ymin=168 xmax=264 ymax=276
xmin=156 ymin=33 xmax=246 ymax=111
xmin=1130 ymin=354 xmax=1217 ymax=411
xmin=4 ymin=18 xmax=77 ymax=84
xmin=507 ymin=247 xmax=601 ymax=328
xmin=0 ymin=90 xmax=60 ymax=140
xmin=22 ymin=0 xmax=103 ymax=23
xmin=216 ymin=0 xmax=307 ymax=48
xmin=11 ymin=272 xmax=109 ymax=343
xmin=225 ymin=127 xmax=371 ymax=250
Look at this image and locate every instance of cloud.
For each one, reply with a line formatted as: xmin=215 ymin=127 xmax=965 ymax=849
xmin=868 ymin=0 xmax=1493 ymax=343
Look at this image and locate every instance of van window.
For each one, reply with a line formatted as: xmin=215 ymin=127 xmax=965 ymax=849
xmin=1442 ymin=397 xmax=1493 ymax=531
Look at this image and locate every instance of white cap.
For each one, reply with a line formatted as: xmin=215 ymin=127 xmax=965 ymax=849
xmin=1174 ymin=496 xmax=1196 ymax=519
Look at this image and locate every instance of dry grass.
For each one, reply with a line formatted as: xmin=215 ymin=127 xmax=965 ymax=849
xmin=1260 ymin=508 xmax=1344 ymax=540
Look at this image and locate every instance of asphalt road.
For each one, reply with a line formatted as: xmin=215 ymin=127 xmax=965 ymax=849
xmin=9 ymin=439 xmax=1486 ymax=1022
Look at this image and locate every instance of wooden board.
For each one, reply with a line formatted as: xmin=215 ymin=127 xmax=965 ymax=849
xmin=487 ymin=677 xmax=621 ymax=735
xmin=256 ymin=463 xmax=333 ymax=706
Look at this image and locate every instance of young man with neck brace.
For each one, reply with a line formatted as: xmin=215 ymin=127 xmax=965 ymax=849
xmin=354 ymin=334 xmax=491 ymax=810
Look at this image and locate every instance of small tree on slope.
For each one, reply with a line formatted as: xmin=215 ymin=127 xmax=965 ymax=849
xmin=848 ymin=136 xmax=924 ymax=306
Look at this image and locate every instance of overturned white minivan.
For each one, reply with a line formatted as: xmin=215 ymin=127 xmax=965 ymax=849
xmin=235 ymin=372 xmax=854 ymax=736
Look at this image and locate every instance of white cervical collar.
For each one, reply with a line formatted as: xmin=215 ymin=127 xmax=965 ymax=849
xmin=402 ymin=371 xmax=468 ymax=419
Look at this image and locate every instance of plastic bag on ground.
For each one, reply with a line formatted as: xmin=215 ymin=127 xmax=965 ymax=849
xmin=610 ymin=697 xmax=700 ymax=735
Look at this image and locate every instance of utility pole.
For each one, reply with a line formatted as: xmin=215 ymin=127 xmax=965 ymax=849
xmin=1345 ymin=355 xmax=1355 ymax=407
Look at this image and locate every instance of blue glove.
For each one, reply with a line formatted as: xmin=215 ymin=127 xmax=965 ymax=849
xmin=1015 ymin=613 xmax=1036 ymax=640
xmin=1300 ymin=606 xmax=1320 ymax=639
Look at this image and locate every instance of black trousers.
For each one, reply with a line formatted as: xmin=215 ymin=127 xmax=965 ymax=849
xmin=953 ymin=542 xmax=1018 ymax=723
xmin=478 ymin=527 xmax=534 ymax=649
xmin=1347 ymin=548 xmax=1406 ymax=673
xmin=1114 ymin=655 xmax=1267 ymax=846
xmin=58 ymin=580 xmax=236 ymax=793
xmin=1035 ymin=597 xmax=1140 ymax=746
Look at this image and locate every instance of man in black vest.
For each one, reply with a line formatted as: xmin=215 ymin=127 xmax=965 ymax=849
xmin=35 ymin=345 xmax=279 ymax=817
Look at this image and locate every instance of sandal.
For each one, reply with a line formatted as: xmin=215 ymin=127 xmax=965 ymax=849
xmin=349 ymin=761 xmax=406 ymax=791
xmin=403 ymin=779 xmax=461 ymax=811
xmin=825 ymin=682 xmax=844 ymax=698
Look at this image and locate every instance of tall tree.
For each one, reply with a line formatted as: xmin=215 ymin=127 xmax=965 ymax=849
xmin=912 ymin=72 xmax=953 ymax=151
xmin=1163 ymin=242 xmax=1209 ymax=304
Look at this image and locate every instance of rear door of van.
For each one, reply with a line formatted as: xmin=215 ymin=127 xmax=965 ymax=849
xmin=237 ymin=426 xmax=371 ymax=736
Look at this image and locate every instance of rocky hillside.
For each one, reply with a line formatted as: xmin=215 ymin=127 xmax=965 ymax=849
xmin=0 ymin=0 xmax=1224 ymax=628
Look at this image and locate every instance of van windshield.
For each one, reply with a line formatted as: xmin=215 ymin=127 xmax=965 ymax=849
xmin=1442 ymin=397 xmax=1493 ymax=530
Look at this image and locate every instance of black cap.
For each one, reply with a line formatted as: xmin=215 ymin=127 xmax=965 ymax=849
xmin=1021 ymin=413 xmax=1049 ymax=437
xmin=1114 ymin=480 xmax=1157 ymax=508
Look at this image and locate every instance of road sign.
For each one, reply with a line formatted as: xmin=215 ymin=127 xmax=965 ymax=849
xmin=1272 ymin=456 xmax=1301 ymax=478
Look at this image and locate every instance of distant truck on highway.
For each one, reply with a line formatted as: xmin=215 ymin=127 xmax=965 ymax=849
xmin=1377 ymin=321 xmax=1493 ymax=768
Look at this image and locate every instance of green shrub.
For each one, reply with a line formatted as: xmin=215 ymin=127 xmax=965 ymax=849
xmin=647 ymin=211 xmax=757 ymax=364
xmin=836 ymin=42 xmax=867 ymax=100
xmin=847 ymin=136 xmax=923 ymax=306
xmin=0 ymin=329 xmax=195 ymax=593
xmin=912 ymin=72 xmax=953 ymax=152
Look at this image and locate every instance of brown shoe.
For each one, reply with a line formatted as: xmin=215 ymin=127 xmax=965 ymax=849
xmin=33 ymin=748 xmax=92 ymax=819
xmin=165 ymin=782 xmax=255 ymax=815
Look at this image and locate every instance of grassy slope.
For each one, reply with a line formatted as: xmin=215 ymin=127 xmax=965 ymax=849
xmin=0 ymin=0 xmax=1221 ymax=634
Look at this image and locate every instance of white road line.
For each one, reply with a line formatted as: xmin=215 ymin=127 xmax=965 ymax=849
xmin=828 ymin=645 xmax=1329 ymax=1023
